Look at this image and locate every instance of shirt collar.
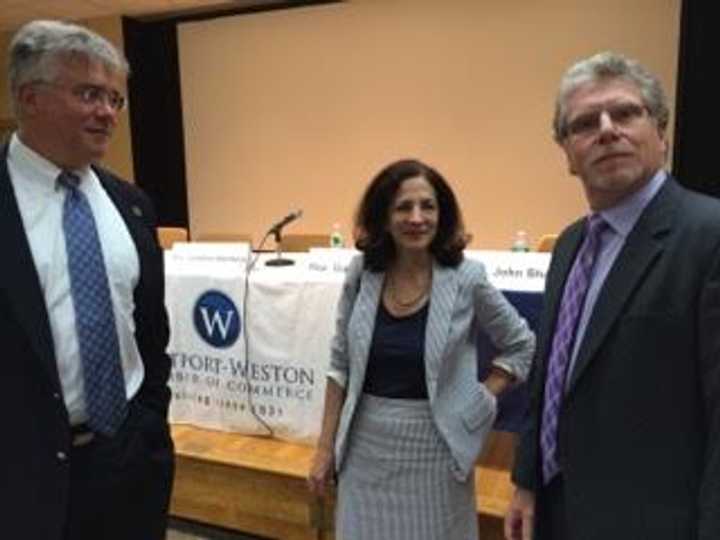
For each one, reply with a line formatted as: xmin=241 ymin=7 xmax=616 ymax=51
xmin=598 ymin=169 xmax=667 ymax=238
xmin=8 ymin=133 xmax=92 ymax=192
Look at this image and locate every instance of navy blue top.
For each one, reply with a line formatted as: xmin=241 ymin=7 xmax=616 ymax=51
xmin=362 ymin=301 xmax=429 ymax=399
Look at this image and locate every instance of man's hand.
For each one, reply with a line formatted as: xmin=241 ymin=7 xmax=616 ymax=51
xmin=504 ymin=487 xmax=535 ymax=540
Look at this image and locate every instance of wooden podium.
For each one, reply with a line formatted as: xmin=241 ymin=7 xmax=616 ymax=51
xmin=170 ymin=425 xmax=516 ymax=540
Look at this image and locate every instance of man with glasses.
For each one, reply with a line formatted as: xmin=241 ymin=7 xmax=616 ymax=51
xmin=1 ymin=20 xmax=173 ymax=539
xmin=505 ymin=51 xmax=720 ymax=540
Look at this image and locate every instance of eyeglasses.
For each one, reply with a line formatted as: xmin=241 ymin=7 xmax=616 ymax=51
xmin=32 ymin=80 xmax=126 ymax=112
xmin=563 ymin=102 xmax=649 ymax=140
xmin=71 ymin=84 xmax=126 ymax=112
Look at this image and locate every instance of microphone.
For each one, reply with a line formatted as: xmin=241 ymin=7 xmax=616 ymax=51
xmin=268 ymin=209 xmax=303 ymax=234
xmin=266 ymin=209 xmax=303 ymax=267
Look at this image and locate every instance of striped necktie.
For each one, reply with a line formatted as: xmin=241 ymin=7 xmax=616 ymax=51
xmin=540 ymin=214 xmax=608 ymax=484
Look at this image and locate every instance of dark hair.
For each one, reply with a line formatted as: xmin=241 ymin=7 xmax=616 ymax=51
xmin=354 ymin=159 xmax=467 ymax=271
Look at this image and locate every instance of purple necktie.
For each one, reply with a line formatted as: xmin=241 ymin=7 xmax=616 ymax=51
xmin=540 ymin=214 xmax=607 ymax=484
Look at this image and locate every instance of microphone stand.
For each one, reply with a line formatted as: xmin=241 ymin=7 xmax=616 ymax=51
xmin=265 ymin=227 xmax=295 ymax=266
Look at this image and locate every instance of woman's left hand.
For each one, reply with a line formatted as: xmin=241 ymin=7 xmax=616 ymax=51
xmin=483 ymin=367 xmax=514 ymax=397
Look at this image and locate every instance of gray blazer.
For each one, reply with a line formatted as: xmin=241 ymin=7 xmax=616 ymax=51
xmin=328 ymin=255 xmax=535 ymax=481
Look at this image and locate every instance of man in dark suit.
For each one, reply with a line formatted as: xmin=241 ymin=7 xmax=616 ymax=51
xmin=0 ymin=20 xmax=174 ymax=539
xmin=505 ymin=51 xmax=720 ymax=540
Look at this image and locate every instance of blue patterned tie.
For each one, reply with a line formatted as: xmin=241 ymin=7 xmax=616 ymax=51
xmin=540 ymin=214 xmax=607 ymax=484
xmin=59 ymin=171 xmax=128 ymax=436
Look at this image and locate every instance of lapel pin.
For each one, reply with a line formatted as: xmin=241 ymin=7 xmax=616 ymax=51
xmin=131 ymin=205 xmax=143 ymax=217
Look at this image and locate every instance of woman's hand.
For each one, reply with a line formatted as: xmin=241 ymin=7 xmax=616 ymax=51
xmin=484 ymin=366 xmax=515 ymax=397
xmin=309 ymin=379 xmax=344 ymax=496
xmin=307 ymin=446 xmax=335 ymax=497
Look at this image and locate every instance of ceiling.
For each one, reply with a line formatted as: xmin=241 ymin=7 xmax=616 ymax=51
xmin=0 ymin=0 xmax=290 ymax=32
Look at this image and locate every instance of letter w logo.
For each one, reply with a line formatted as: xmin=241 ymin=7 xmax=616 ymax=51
xmin=193 ymin=291 xmax=241 ymax=348
xmin=200 ymin=307 xmax=235 ymax=340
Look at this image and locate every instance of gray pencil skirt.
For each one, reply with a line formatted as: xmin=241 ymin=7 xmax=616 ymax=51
xmin=336 ymin=394 xmax=478 ymax=540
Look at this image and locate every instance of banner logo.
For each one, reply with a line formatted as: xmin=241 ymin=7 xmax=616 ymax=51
xmin=193 ymin=290 xmax=241 ymax=348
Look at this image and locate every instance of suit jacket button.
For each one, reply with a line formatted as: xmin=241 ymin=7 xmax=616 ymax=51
xmin=53 ymin=393 xmax=61 ymax=400
xmin=57 ymin=451 xmax=67 ymax=462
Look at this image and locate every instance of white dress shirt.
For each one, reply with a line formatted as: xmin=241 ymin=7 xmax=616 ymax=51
xmin=7 ymin=134 xmax=144 ymax=425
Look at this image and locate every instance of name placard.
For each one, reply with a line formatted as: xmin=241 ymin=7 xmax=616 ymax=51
xmin=465 ymin=250 xmax=550 ymax=291
xmin=165 ymin=242 xmax=250 ymax=276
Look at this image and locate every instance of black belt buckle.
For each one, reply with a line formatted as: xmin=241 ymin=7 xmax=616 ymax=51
xmin=71 ymin=423 xmax=95 ymax=447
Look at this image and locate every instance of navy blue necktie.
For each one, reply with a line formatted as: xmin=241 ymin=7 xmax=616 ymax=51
xmin=59 ymin=171 xmax=128 ymax=436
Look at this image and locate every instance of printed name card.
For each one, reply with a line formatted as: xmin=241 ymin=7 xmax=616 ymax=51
xmin=165 ymin=242 xmax=250 ymax=277
xmin=465 ymin=250 xmax=550 ymax=292
xmin=306 ymin=247 xmax=359 ymax=277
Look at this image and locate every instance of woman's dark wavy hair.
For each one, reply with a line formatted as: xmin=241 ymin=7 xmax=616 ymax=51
xmin=354 ymin=159 xmax=467 ymax=272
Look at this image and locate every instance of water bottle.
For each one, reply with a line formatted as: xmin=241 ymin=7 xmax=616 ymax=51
xmin=511 ymin=230 xmax=530 ymax=252
xmin=330 ymin=223 xmax=344 ymax=248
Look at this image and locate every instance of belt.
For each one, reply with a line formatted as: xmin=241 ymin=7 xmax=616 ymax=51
xmin=70 ymin=423 xmax=96 ymax=447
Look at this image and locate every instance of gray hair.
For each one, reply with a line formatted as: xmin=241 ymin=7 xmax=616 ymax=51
xmin=8 ymin=19 xmax=129 ymax=109
xmin=553 ymin=51 xmax=669 ymax=142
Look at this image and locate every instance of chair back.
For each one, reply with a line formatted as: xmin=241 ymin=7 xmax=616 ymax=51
xmin=157 ymin=226 xmax=188 ymax=249
xmin=280 ymin=234 xmax=331 ymax=252
xmin=194 ymin=232 xmax=253 ymax=245
xmin=535 ymin=234 xmax=558 ymax=252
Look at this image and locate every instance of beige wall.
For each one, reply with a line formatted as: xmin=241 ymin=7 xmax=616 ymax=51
xmin=85 ymin=16 xmax=134 ymax=182
xmin=0 ymin=31 xmax=11 ymax=120
xmin=0 ymin=16 xmax=134 ymax=181
xmin=179 ymin=0 xmax=680 ymax=249
xmin=0 ymin=30 xmax=15 ymax=141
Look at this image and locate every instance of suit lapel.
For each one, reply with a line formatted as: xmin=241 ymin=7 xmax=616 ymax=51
xmin=0 ymin=145 xmax=60 ymax=389
xmin=425 ymin=262 xmax=458 ymax=396
xmin=95 ymin=169 xmax=152 ymax=262
xmin=349 ymin=261 xmax=458 ymax=397
xmin=566 ymin=180 xmax=677 ymax=392
xmin=350 ymin=268 xmax=383 ymax=387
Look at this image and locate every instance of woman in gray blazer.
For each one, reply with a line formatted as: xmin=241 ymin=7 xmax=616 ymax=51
xmin=308 ymin=159 xmax=535 ymax=539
